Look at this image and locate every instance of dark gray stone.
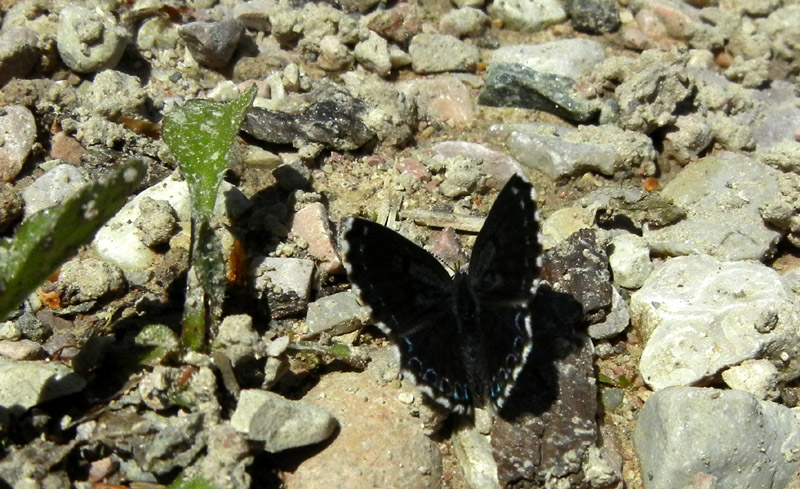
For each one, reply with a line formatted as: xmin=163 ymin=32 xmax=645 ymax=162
xmin=565 ymin=0 xmax=621 ymax=34
xmin=244 ymin=95 xmax=375 ymax=151
xmin=478 ymin=63 xmax=597 ymax=123
xmin=178 ymin=20 xmax=243 ymax=69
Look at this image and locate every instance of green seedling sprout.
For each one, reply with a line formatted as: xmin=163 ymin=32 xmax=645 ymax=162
xmin=0 ymin=159 xmax=146 ymax=321
xmin=162 ymin=87 xmax=256 ymax=351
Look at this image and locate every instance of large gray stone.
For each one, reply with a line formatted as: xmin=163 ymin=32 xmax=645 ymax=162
xmin=488 ymin=39 xmax=606 ymax=79
xmin=644 ymin=153 xmax=782 ymax=261
xmin=0 ymin=358 xmax=86 ymax=415
xmin=57 ymin=5 xmax=127 ymax=73
xmin=231 ymin=390 xmax=337 ymax=452
xmin=635 ymin=387 xmax=800 ymax=489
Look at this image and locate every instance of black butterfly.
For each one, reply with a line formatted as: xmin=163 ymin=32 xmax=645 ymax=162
xmin=340 ymin=173 xmax=542 ymax=414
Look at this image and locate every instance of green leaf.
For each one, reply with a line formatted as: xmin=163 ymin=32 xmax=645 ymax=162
xmin=163 ymin=87 xmax=256 ymax=219
xmin=169 ymin=475 xmax=222 ymax=489
xmin=162 ymin=87 xmax=256 ymax=350
xmin=0 ymin=159 xmax=146 ymax=321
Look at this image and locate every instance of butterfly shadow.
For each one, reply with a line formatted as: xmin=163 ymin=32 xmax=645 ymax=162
xmin=496 ymin=285 xmax=586 ymax=420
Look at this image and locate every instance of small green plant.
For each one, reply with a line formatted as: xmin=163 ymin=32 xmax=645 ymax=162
xmin=162 ymin=87 xmax=256 ymax=351
xmin=0 ymin=159 xmax=146 ymax=321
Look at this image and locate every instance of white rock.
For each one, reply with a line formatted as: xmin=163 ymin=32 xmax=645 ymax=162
xmin=489 ymin=39 xmax=606 ymax=78
xmin=632 ymin=255 xmax=800 ymax=390
xmin=487 ymin=0 xmax=566 ymax=32
xmin=721 ymin=359 xmax=780 ymax=400
xmin=608 ymin=233 xmax=652 ymax=289
xmin=92 ymin=174 xmax=249 ymax=278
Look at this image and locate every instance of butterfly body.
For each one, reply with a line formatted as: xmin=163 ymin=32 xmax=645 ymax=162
xmin=341 ymin=174 xmax=542 ymax=415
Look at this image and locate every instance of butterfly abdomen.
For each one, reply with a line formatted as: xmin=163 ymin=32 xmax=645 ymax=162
xmin=452 ymin=270 xmax=492 ymax=408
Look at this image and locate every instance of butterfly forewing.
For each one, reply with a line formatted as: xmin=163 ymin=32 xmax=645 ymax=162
xmin=469 ymin=174 xmax=542 ymax=302
xmin=341 ymin=217 xmax=452 ymax=333
xmin=341 ymin=217 xmax=474 ymax=412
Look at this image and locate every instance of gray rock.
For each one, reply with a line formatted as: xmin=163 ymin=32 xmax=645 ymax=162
xmin=631 ymin=255 xmax=800 ymax=390
xmin=487 ymin=0 xmax=566 ymax=32
xmin=178 ymin=20 xmax=243 ymax=69
xmin=426 ymin=141 xmax=521 ymax=190
xmin=305 ymin=291 xmax=370 ymax=337
xmin=762 ymin=169 xmax=800 ymax=249
xmin=0 ymin=183 xmax=22 ymax=233
xmin=440 ymin=156 xmax=481 ymax=198
xmin=616 ymin=63 xmax=694 ymax=133
xmin=565 ymin=0 xmax=620 ymax=34
xmin=231 ymin=389 xmax=337 ymax=452
xmin=317 ymin=35 xmax=354 ymax=71
xmin=635 ymin=387 xmax=800 ymax=489
xmin=0 ymin=105 xmax=36 ymax=183
xmin=608 ymin=233 xmax=652 ymax=289
xmin=244 ymin=94 xmax=375 ymax=151
xmin=493 ymin=123 xmax=655 ymax=179
xmin=408 ymin=33 xmax=479 ymax=74
xmin=0 ymin=358 xmax=86 ymax=415
xmin=587 ymin=286 xmax=630 ymax=340
xmin=353 ymin=31 xmax=391 ymax=77
xmin=57 ymin=5 xmax=128 ymax=73
xmin=0 ymin=438 xmax=77 ymax=489
xmin=22 ymin=164 xmax=87 ymax=218
xmin=644 ymin=153 xmax=782 ymax=261
xmin=721 ymin=359 xmax=780 ymax=401
xmin=452 ymin=426 xmax=501 ymax=489
xmin=134 ymin=197 xmax=177 ymax=247
xmin=82 ymin=70 xmax=147 ymax=119
xmin=272 ymin=160 xmax=311 ymax=191
xmin=439 ymin=8 xmax=490 ymax=38
xmin=233 ymin=0 xmax=277 ymax=32
xmin=250 ymin=256 xmax=315 ymax=318
xmin=540 ymin=205 xmax=596 ymax=246
xmin=340 ymin=71 xmax=417 ymax=148
xmin=479 ymin=64 xmax=597 ymax=123
xmin=752 ymin=80 xmax=800 ymax=152
xmin=213 ymin=314 xmax=263 ymax=366
xmin=662 ymin=113 xmax=714 ymax=166
xmin=141 ymin=411 xmax=206 ymax=476
xmin=488 ymin=39 xmax=606 ymax=79
xmin=0 ymin=27 xmax=40 ymax=86
xmin=763 ymin=5 xmax=800 ymax=75
xmin=190 ymin=424 xmax=253 ymax=489
xmin=57 ymin=257 xmax=126 ymax=305
xmin=136 ymin=16 xmax=181 ymax=53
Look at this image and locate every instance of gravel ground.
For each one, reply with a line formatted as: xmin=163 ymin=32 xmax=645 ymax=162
xmin=2 ymin=0 xmax=800 ymax=488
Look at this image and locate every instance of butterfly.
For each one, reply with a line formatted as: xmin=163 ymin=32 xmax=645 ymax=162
xmin=339 ymin=173 xmax=543 ymax=415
